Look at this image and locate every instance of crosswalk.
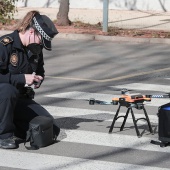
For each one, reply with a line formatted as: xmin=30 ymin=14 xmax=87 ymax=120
xmin=0 ymin=150 xmax=169 ymax=170
xmin=1 ymin=83 xmax=170 ymax=170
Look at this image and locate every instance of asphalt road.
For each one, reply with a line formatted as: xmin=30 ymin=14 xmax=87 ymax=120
xmin=1 ymin=39 xmax=170 ymax=170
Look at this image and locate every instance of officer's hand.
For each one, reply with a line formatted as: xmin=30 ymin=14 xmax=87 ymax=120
xmin=33 ymin=75 xmax=43 ymax=89
xmin=24 ymin=74 xmax=43 ymax=87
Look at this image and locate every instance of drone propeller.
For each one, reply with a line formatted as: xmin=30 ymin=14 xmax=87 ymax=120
xmin=110 ymin=87 xmax=170 ymax=97
xmin=109 ymin=87 xmax=134 ymax=94
xmin=120 ymin=88 xmax=130 ymax=94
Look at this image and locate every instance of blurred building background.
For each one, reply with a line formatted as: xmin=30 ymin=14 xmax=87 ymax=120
xmin=14 ymin=0 xmax=170 ymax=31
xmin=16 ymin=0 xmax=170 ymax=12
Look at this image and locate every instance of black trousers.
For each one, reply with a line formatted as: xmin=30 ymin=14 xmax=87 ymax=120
xmin=0 ymin=83 xmax=60 ymax=139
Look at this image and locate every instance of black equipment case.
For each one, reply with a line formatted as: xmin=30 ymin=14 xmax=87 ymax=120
xmin=158 ymin=103 xmax=170 ymax=147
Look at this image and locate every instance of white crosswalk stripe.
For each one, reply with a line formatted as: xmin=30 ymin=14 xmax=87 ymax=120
xmin=45 ymin=90 xmax=170 ymax=107
xmin=43 ymin=105 xmax=158 ymax=124
xmin=0 ymin=150 xmax=169 ymax=170
xmin=46 ymin=91 xmax=115 ymax=101
xmin=61 ymin=129 xmax=169 ymax=153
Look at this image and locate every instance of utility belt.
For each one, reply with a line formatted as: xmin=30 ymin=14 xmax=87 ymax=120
xmin=19 ymin=87 xmax=35 ymax=99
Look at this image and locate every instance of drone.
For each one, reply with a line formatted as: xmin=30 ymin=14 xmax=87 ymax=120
xmin=89 ymin=88 xmax=170 ymax=108
xmin=89 ymin=88 xmax=170 ymax=137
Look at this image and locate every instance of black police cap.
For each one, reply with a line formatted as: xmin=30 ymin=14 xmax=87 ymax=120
xmin=33 ymin=13 xmax=58 ymax=50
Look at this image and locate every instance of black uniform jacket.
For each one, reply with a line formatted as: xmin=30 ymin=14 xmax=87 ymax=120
xmin=0 ymin=30 xmax=45 ymax=89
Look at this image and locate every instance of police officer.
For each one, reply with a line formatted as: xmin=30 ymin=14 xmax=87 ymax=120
xmin=0 ymin=11 xmax=60 ymax=149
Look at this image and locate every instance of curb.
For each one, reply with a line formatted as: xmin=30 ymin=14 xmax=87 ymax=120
xmin=57 ymin=33 xmax=95 ymax=40
xmin=95 ymin=35 xmax=170 ymax=44
xmin=0 ymin=31 xmax=170 ymax=45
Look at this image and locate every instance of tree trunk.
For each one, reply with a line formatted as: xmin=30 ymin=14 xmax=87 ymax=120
xmin=56 ymin=0 xmax=71 ymax=26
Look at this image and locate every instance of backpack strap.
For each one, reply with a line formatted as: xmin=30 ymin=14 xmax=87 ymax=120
xmin=24 ymin=129 xmax=39 ymax=150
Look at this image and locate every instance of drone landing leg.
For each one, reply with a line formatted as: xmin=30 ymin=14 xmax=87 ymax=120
xmin=109 ymin=105 xmax=131 ymax=133
xmin=130 ymin=108 xmax=141 ymax=137
xmin=109 ymin=105 xmax=121 ymax=133
xmin=109 ymin=104 xmax=153 ymax=138
xmin=143 ymin=107 xmax=154 ymax=134
xmin=120 ymin=108 xmax=130 ymax=131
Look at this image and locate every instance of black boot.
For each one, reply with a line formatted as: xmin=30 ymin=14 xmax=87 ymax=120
xmin=0 ymin=137 xmax=17 ymax=149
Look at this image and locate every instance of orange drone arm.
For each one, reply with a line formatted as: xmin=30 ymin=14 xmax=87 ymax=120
xmin=112 ymin=94 xmax=151 ymax=103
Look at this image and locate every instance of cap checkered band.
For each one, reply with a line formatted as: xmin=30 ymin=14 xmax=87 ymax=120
xmin=33 ymin=17 xmax=52 ymax=41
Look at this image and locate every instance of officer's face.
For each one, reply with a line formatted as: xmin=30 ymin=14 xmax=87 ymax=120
xmin=29 ymin=30 xmax=42 ymax=45
xmin=26 ymin=29 xmax=43 ymax=55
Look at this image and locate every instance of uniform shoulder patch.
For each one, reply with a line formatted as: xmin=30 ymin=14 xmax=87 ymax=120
xmin=10 ymin=53 xmax=18 ymax=66
xmin=0 ymin=36 xmax=13 ymax=45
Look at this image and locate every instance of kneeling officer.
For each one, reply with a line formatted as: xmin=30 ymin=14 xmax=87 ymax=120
xmin=0 ymin=11 xmax=60 ymax=149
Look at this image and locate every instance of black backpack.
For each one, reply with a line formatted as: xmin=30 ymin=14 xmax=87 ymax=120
xmin=151 ymin=103 xmax=170 ymax=147
xmin=25 ymin=116 xmax=56 ymax=150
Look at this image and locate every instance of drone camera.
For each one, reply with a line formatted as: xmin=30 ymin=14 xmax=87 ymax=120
xmin=135 ymin=103 xmax=144 ymax=110
xmin=119 ymin=98 xmax=125 ymax=102
xmin=118 ymin=98 xmax=127 ymax=106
